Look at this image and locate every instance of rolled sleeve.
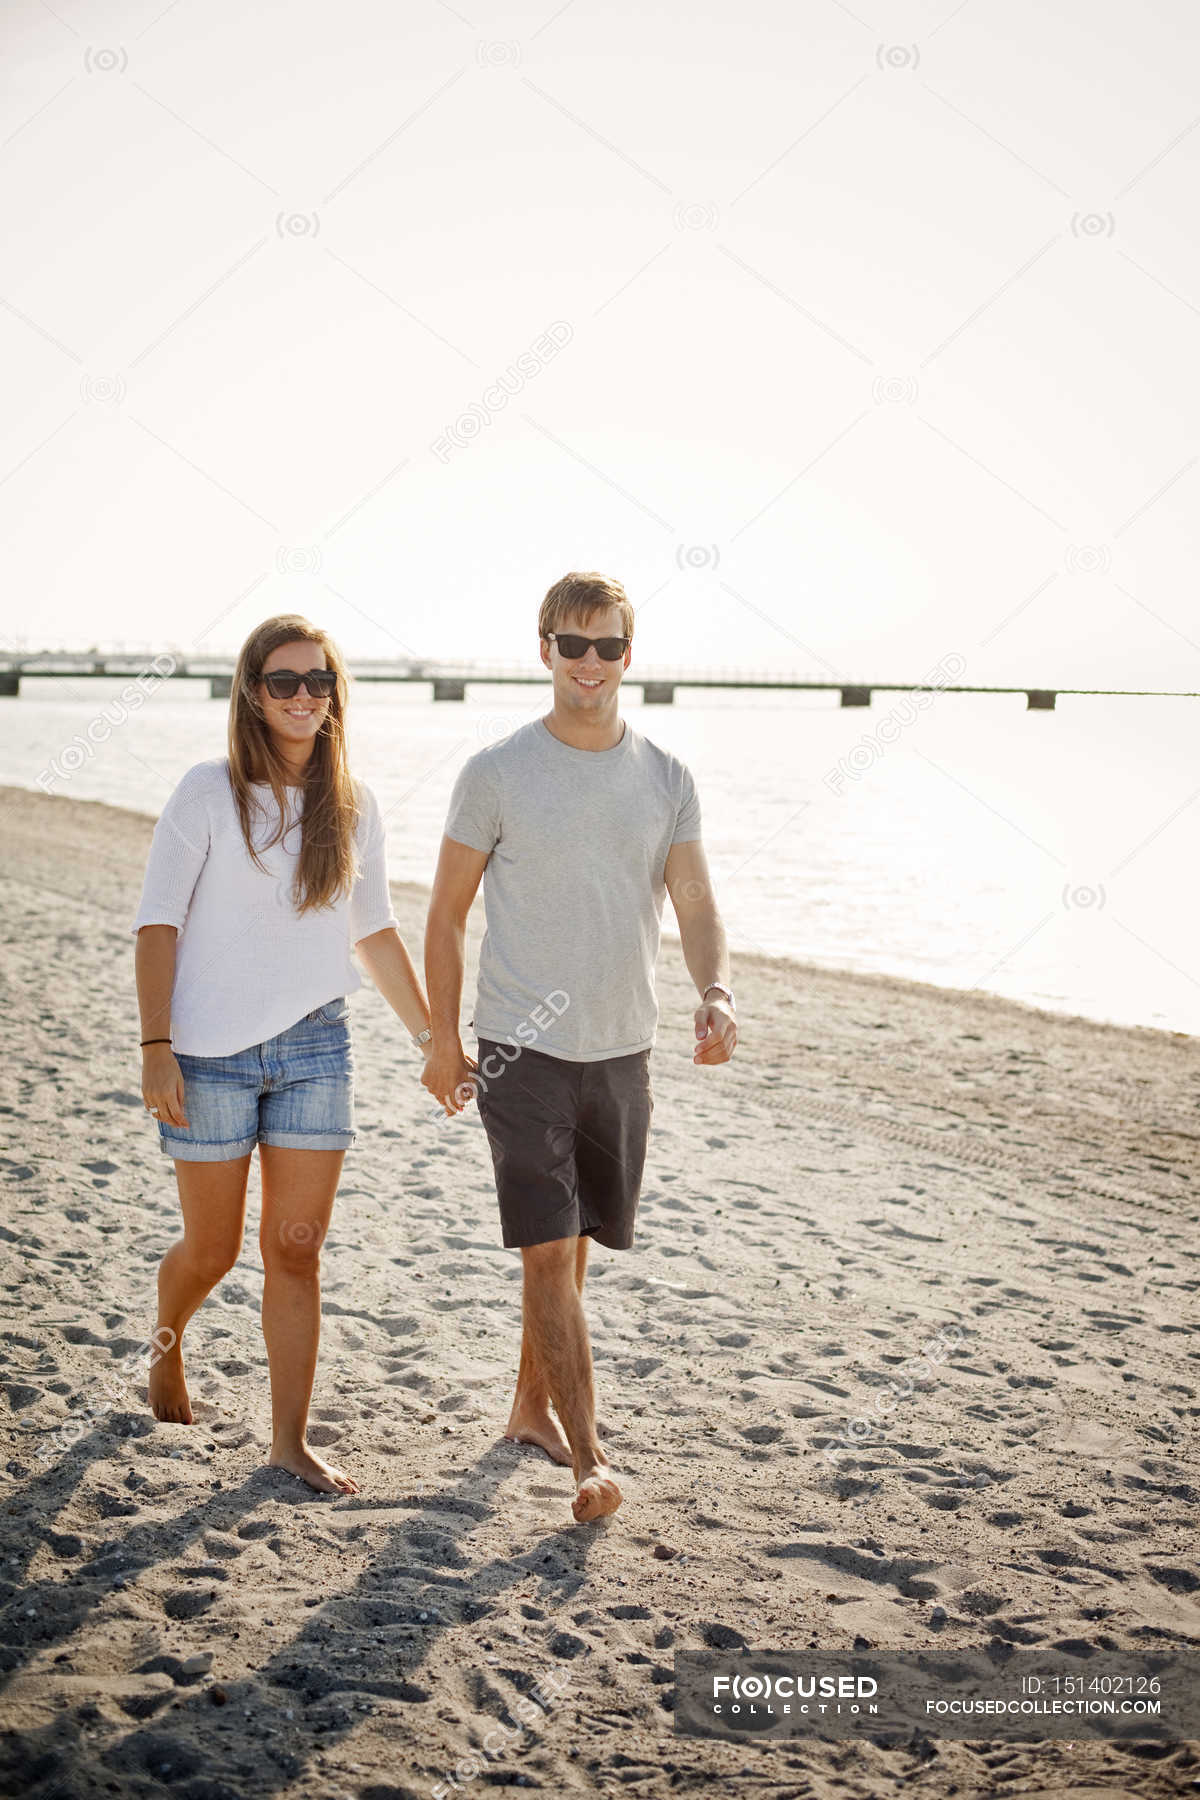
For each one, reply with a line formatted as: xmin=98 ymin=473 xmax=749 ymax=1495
xmin=670 ymin=763 xmax=702 ymax=845
xmin=349 ymin=783 xmax=400 ymax=944
xmin=131 ymin=785 xmax=211 ymax=934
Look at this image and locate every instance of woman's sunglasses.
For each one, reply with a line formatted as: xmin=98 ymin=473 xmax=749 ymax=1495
xmin=546 ymin=633 xmax=630 ymax=661
xmin=260 ymin=668 xmax=338 ymax=700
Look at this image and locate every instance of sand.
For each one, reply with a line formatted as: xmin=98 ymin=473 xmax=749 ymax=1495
xmin=0 ymin=781 xmax=1198 ymax=1800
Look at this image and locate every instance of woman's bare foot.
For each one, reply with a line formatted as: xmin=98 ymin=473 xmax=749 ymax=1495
xmin=573 ymin=1462 xmax=622 ymax=1522
xmin=269 ymin=1441 xmax=359 ymax=1495
xmin=505 ymin=1396 xmax=573 ymax=1467
xmin=148 ymin=1347 xmax=192 ymax=1424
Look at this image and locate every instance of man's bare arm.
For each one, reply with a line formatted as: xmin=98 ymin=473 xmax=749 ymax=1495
xmin=665 ymin=838 xmax=738 ymax=1066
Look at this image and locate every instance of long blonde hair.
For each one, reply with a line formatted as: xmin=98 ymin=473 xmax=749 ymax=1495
xmin=227 ymin=615 xmax=359 ymax=913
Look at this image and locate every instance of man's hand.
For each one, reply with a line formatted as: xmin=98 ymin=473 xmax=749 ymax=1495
xmin=420 ymin=1041 xmax=480 ymax=1115
xmin=693 ymin=1000 xmax=737 ymax=1066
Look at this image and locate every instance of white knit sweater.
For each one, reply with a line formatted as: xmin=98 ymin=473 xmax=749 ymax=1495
xmin=131 ymin=758 xmax=398 ymax=1056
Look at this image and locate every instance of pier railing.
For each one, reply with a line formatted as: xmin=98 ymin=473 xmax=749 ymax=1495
xmin=0 ymin=652 xmax=1195 ymax=711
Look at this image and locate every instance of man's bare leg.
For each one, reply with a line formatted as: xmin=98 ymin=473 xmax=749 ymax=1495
xmin=515 ymin=1236 xmax=621 ymax=1521
xmin=504 ymin=1237 xmax=590 ymax=1465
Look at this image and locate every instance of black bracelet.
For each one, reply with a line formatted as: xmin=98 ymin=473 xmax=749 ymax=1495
xmin=140 ymin=1038 xmax=172 ymax=1047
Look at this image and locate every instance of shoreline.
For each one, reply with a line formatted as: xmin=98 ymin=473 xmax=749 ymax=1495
xmin=2 ymin=781 xmax=1190 ymax=1048
xmin=2 ymin=779 xmax=1198 ymax=1798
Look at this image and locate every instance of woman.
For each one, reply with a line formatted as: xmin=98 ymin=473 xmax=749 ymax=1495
xmin=133 ymin=614 xmax=433 ymax=1495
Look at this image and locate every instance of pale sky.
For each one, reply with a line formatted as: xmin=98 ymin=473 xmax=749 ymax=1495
xmin=3 ymin=0 xmax=1199 ymax=689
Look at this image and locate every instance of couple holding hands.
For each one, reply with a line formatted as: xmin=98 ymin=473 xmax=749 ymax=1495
xmin=134 ymin=572 xmax=738 ymax=1523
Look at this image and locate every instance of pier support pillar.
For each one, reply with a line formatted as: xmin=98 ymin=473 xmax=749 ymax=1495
xmin=433 ymin=678 xmax=466 ymax=702
xmin=642 ymin=681 xmax=675 ymax=704
xmin=1026 ymin=689 xmax=1057 ymax=711
xmin=0 ymin=671 xmax=19 ymax=697
xmin=209 ymin=674 xmax=232 ymax=699
xmin=840 ymin=686 xmax=872 ymax=708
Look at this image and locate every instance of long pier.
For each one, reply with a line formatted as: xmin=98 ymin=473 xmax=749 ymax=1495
xmin=0 ymin=654 xmax=1195 ymax=711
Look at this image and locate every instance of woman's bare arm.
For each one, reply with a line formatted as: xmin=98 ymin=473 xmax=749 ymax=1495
xmin=421 ymin=834 xmax=489 ymax=1113
xmin=354 ymin=926 xmax=433 ymax=1044
xmin=135 ymin=925 xmax=188 ymax=1126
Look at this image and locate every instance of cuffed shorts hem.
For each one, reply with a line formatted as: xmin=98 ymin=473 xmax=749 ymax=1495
xmin=158 ymin=1128 xmax=354 ymax=1160
xmin=157 ymin=1132 xmax=257 ymax=1162
xmin=258 ymin=1129 xmax=355 ymax=1151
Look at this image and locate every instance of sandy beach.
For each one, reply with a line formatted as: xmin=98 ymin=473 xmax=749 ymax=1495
xmin=1 ymin=781 xmax=1198 ymax=1800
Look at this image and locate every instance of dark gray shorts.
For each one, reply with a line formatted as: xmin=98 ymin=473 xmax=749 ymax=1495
xmin=474 ymin=1039 xmax=654 ymax=1250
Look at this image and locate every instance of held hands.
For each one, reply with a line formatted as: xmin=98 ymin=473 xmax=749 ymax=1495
xmin=693 ymin=999 xmax=737 ymax=1066
xmin=419 ymin=1041 xmax=480 ymax=1117
xmin=141 ymin=1044 xmax=189 ymax=1127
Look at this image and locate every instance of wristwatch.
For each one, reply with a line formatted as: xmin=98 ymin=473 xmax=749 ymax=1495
xmin=702 ymin=982 xmax=735 ymax=1011
xmin=413 ymin=1026 xmax=433 ymax=1047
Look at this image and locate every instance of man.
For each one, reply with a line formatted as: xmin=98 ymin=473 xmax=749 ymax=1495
xmin=421 ymin=572 xmax=738 ymax=1523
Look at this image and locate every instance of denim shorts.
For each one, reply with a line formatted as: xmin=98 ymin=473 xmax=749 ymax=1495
xmin=157 ymin=998 xmax=355 ymax=1161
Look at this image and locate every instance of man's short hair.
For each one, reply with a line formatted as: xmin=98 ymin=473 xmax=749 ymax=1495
xmin=538 ymin=572 xmax=634 ymax=643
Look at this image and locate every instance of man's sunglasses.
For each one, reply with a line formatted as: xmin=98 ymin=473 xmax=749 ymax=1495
xmin=260 ymin=668 xmax=338 ymax=700
xmin=546 ymin=632 xmax=630 ymax=661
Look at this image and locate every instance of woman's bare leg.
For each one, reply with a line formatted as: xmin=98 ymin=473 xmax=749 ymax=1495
xmin=258 ymin=1144 xmax=356 ymax=1495
xmin=150 ymin=1153 xmax=253 ymax=1423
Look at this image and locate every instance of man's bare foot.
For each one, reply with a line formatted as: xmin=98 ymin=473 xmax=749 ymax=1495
xmin=573 ymin=1462 xmax=622 ymax=1522
xmin=269 ymin=1442 xmax=359 ymax=1495
xmin=505 ymin=1398 xmax=573 ymax=1467
xmin=149 ymin=1347 xmax=192 ymax=1424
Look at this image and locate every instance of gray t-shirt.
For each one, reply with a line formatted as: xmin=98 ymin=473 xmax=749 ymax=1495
xmin=443 ymin=718 xmax=702 ymax=1062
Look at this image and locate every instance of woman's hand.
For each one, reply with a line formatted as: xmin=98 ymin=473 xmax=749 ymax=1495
xmin=141 ymin=1044 xmax=189 ymax=1128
